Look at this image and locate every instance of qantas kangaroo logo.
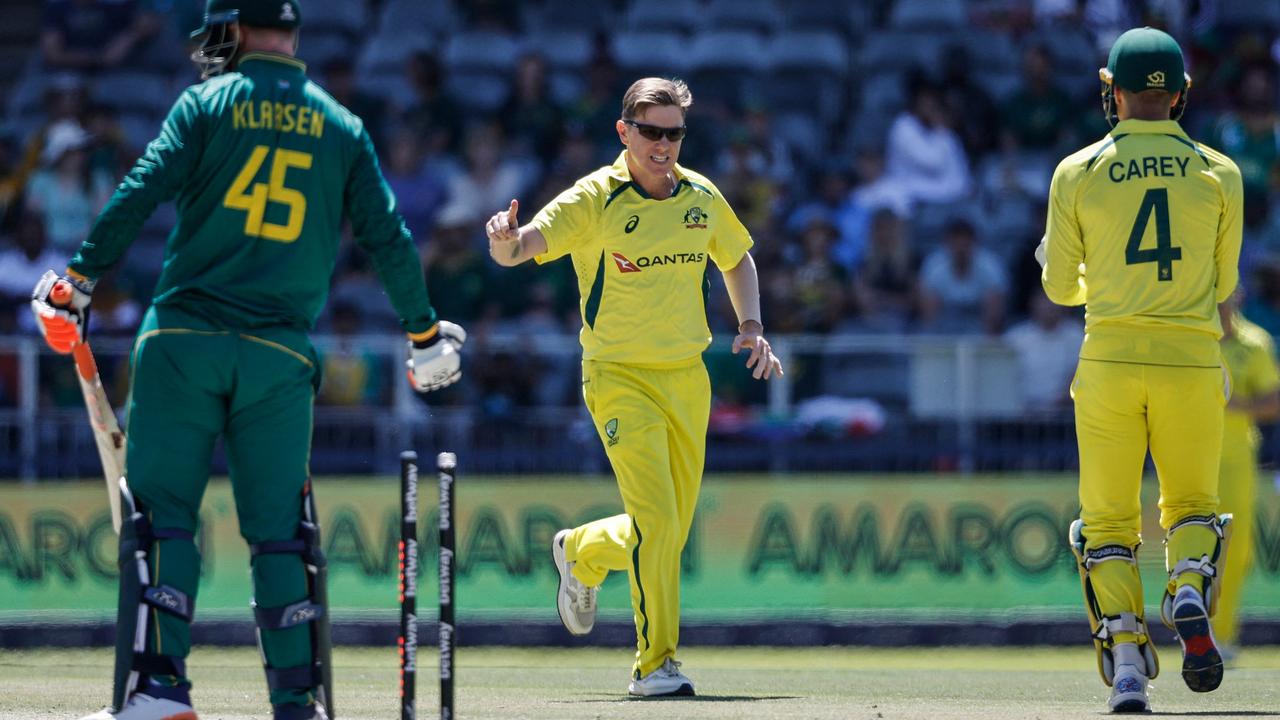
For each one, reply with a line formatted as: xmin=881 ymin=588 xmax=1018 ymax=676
xmin=612 ymin=252 xmax=641 ymax=273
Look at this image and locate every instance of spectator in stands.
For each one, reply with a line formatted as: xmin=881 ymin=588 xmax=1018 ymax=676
xmin=317 ymin=301 xmax=387 ymax=406
xmin=565 ymin=53 xmax=625 ymax=160
xmin=323 ymin=57 xmax=390 ymax=154
xmin=24 ymin=120 xmax=113 ymax=253
xmin=1004 ymin=293 xmax=1083 ymax=413
xmin=716 ymin=126 xmax=779 ymax=232
xmin=41 ymin=0 xmax=158 ymax=71
xmin=1207 ymin=63 xmax=1280 ymax=212
xmin=851 ymin=208 xmax=917 ymax=333
xmin=425 ymin=207 xmax=492 ymax=325
xmin=535 ymin=130 xmax=600 ymax=208
xmin=383 ymin=126 xmax=449 ymax=241
xmin=1244 ymin=254 xmax=1280 ymax=338
xmin=437 ymin=122 xmax=529 ymax=232
xmin=826 ymin=147 xmax=915 ymax=274
xmin=791 ymin=216 xmax=849 ymax=333
xmin=405 ymin=50 xmax=465 ymax=160
xmin=83 ymin=103 xmax=132 ymax=177
xmin=1001 ymin=44 xmax=1076 ymax=152
xmin=881 ymin=71 xmax=972 ymax=208
xmin=0 ymin=205 xmax=60 ymax=309
xmin=501 ymin=53 xmax=565 ymax=165
xmin=939 ymin=43 xmax=1001 ymax=158
xmin=918 ymin=218 xmax=1008 ymax=334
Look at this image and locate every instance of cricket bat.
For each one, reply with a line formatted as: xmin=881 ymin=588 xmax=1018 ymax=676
xmin=69 ymin=339 xmax=126 ymax=534
xmin=49 ymin=277 xmax=126 ymax=534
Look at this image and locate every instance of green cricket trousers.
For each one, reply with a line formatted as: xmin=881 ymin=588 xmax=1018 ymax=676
xmin=122 ymin=303 xmax=320 ymax=708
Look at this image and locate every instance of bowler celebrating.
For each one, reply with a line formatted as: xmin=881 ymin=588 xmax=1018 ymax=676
xmin=1039 ymin=27 xmax=1243 ymax=713
xmin=485 ymin=77 xmax=782 ymax=697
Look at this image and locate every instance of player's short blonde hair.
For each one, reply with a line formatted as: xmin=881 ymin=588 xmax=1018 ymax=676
xmin=621 ymin=77 xmax=693 ymax=120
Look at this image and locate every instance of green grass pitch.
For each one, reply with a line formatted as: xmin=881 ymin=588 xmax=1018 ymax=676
xmin=4 ymin=645 xmax=1280 ymax=719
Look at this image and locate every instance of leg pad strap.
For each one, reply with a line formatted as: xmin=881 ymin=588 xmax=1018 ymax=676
xmin=266 ymin=663 xmax=322 ymax=692
xmin=254 ymin=599 xmax=326 ymax=630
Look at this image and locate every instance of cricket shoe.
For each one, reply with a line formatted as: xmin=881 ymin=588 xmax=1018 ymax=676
xmin=1107 ymin=644 xmax=1150 ymax=713
xmin=1171 ymin=585 xmax=1224 ymax=692
xmin=78 ymin=693 xmax=197 ymax=720
xmin=628 ymin=658 xmax=695 ymax=697
xmin=552 ymin=528 xmax=597 ymax=635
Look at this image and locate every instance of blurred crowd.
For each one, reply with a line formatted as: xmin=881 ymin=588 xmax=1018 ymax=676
xmin=2 ymin=0 xmax=1280 ymax=417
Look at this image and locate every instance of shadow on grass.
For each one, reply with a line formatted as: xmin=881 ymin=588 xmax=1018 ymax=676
xmin=553 ymin=695 xmax=798 ymax=704
xmin=1146 ymin=707 xmax=1280 ymax=712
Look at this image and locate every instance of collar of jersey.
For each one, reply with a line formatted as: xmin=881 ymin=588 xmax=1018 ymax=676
xmin=1110 ymin=119 xmax=1187 ymax=137
xmin=238 ymin=52 xmax=307 ymax=75
xmin=608 ymin=150 xmax=690 ymax=201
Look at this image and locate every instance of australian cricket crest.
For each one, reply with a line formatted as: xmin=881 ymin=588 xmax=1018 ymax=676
xmin=605 ymin=418 xmax=619 ymax=446
xmin=683 ymin=206 xmax=708 ymax=229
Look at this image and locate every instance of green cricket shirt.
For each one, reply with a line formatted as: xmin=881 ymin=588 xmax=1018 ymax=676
xmin=70 ymin=52 xmax=436 ymax=334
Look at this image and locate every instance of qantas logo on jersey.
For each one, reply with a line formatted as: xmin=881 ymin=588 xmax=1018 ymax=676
xmin=611 ymin=251 xmax=707 ymax=272
xmin=612 ymin=252 xmax=641 ymax=273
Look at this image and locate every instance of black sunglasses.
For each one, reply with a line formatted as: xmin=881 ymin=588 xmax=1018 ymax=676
xmin=623 ymin=119 xmax=687 ymax=142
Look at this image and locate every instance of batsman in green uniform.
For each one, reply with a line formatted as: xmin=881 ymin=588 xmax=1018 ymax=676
xmin=30 ymin=2 xmax=465 ymax=719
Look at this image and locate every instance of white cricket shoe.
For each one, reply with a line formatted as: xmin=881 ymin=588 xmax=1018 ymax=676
xmin=1108 ymin=643 xmax=1150 ymax=714
xmin=79 ymin=694 xmax=198 ymax=720
xmin=628 ymin=658 xmax=696 ymax=697
xmin=552 ymin=528 xmax=597 ymax=635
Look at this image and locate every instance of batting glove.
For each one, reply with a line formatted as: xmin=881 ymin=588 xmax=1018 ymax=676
xmin=31 ymin=269 xmax=92 ymax=354
xmin=406 ymin=320 xmax=466 ymax=393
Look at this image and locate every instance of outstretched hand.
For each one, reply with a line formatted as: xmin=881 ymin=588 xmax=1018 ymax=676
xmin=731 ymin=321 xmax=783 ymax=380
xmin=486 ymin=199 xmax=521 ymax=264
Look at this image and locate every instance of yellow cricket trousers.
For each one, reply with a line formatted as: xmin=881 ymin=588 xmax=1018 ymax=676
xmin=1073 ymin=359 xmax=1226 ymax=635
xmin=1213 ymin=432 xmax=1256 ymax=646
xmin=562 ymin=358 xmax=710 ymax=678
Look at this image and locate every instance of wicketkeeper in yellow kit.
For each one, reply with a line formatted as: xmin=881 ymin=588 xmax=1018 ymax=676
xmin=1038 ymin=27 xmax=1243 ymax=713
xmin=484 ymin=77 xmax=783 ymax=697
xmin=1215 ymin=292 xmax=1280 ymax=653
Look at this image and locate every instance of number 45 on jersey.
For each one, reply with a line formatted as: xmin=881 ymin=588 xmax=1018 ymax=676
xmin=223 ymin=145 xmax=312 ymax=243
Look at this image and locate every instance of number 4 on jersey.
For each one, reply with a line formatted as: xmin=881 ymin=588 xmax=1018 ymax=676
xmin=1125 ymin=188 xmax=1180 ymax=282
xmin=223 ymin=145 xmax=312 ymax=243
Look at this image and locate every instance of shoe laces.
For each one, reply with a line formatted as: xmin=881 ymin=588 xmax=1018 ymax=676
xmin=661 ymin=658 xmax=683 ymax=676
xmin=573 ymin=581 xmax=596 ymax=613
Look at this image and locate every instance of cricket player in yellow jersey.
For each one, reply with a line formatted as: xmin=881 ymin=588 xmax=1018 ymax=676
xmin=1039 ymin=27 xmax=1244 ymax=713
xmin=1215 ymin=294 xmax=1280 ymax=651
xmin=485 ymin=77 xmax=782 ymax=697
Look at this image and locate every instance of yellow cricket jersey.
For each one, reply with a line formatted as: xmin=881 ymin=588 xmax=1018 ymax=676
xmin=531 ymin=151 xmax=753 ymax=365
xmin=1042 ymin=119 xmax=1244 ymax=366
xmin=1222 ymin=315 xmax=1280 ymax=448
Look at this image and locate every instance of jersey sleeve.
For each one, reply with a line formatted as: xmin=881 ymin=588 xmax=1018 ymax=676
xmin=69 ymin=87 xmax=205 ymax=281
xmin=1041 ymin=160 xmax=1088 ymax=306
xmin=345 ymin=126 xmax=437 ymax=334
xmin=708 ymin=188 xmax=753 ymax=270
xmin=1214 ymin=158 xmax=1244 ymax=303
xmin=531 ymin=178 xmax=601 ymax=264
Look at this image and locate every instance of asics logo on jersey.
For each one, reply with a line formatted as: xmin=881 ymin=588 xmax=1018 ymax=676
xmin=612 ymin=252 xmax=641 ymax=273
xmin=625 ymin=215 xmax=640 ymax=233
